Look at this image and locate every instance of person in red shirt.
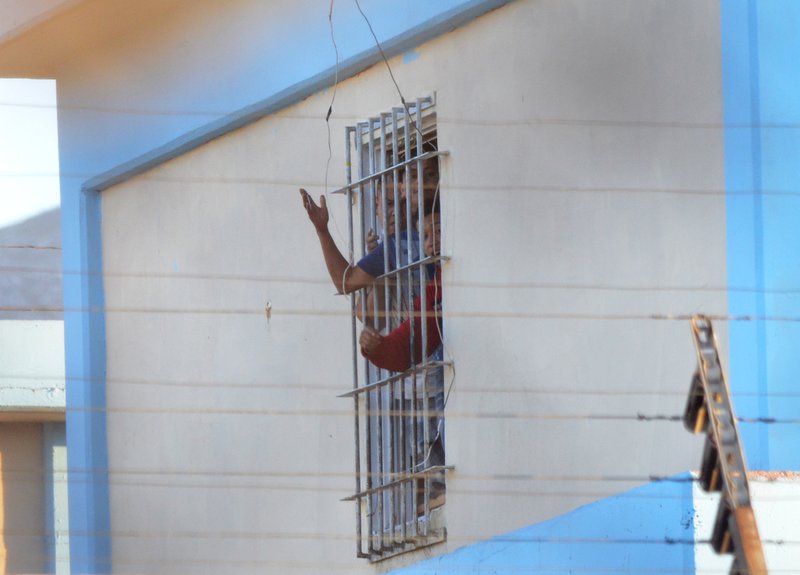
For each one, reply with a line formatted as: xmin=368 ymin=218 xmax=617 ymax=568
xmin=359 ymin=210 xmax=441 ymax=369
xmin=360 ymin=209 xmax=445 ymax=513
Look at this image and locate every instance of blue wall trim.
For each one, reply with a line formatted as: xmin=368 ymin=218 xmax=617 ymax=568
xmin=722 ymin=0 xmax=800 ymax=470
xmin=83 ymin=0 xmax=515 ymax=193
xmin=389 ymin=475 xmax=696 ymax=574
xmin=62 ymin=187 xmax=110 ymax=573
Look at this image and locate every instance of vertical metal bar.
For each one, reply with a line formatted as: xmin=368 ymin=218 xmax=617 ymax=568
xmin=401 ymin=104 xmax=420 ymax=538
xmin=366 ymin=118 xmax=387 ymax=552
xmin=358 ymin=122 xmax=375 ymax=236
xmin=395 ymin=120 xmax=410 ymax=538
xmin=370 ymin=118 xmax=387 ymax=549
xmin=357 ymin=121 xmax=381 ymax=556
xmin=415 ymin=97 xmax=431 ymax=527
xmin=392 ymin=108 xmax=405 ymax=332
xmin=368 ymin=121 xmax=378 ymax=235
xmin=390 ymin=106 xmax=408 ymax=543
xmin=345 ymin=126 xmax=366 ymax=557
xmin=377 ymin=114 xmax=396 ymax=543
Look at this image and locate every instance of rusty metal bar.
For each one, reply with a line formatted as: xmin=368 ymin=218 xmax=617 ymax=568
xmin=686 ymin=315 xmax=767 ymax=575
xmin=342 ymin=466 xmax=453 ymax=502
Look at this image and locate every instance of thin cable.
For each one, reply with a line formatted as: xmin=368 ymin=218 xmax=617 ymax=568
xmin=300 ymin=0 xmax=348 ymax=260
xmin=6 ymin=371 xmax=800 ymax=398
xmin=16 ymin=401 xmax=799 ymax=424
xmin=8 ymin=96 xmax=800 ymax=131
xmin=6 ymin=169 xmax=800 ymax=197
xmin=20 ymin=474 xmax=800 ymax=503
xmin=427 ymin=177 xmax=459 ymax=414
xmin=48 ymin=554 xmax=800 ymax=574
xmin=352 ymin=0 xmax=430 ymax=146
xmin=323 ymin=0 xmax=344 ymax=240
xmin=0 ymin=467 xmax=701 ymax=483
xmin=1 ymin=526 xmax=794 ymax=550
xmin=5 ymin=303 xmax=800 ymax=325
xmin=0 ymin=244 xmax=60 ymax=250
xmin=6 ymin=261 xmax=800 ymax=298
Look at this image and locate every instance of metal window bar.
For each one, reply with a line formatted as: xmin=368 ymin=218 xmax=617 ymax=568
xmin=414 ymin=96 xmax=431 ymax=526
xmin=346 ymin=98 xmax=447 ymax=560
xmin=345 ymin=125 xmax=366 ymax=559
xmin=389 ymin=108 xmax=407 ymax=544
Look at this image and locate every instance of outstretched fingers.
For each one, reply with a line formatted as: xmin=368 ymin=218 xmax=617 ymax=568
xmin=299 ymin=188 xmax=315 ymax=211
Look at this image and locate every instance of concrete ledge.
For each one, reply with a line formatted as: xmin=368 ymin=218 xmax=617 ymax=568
xmin=0 ymin=320 xmax=65 ymax=412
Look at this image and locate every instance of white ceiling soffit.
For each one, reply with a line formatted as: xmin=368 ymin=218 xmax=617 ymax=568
xmin=0 ymin=0 xmax=183 ymax=76
xmin=0 ymin=0 xmax=85 ymax=45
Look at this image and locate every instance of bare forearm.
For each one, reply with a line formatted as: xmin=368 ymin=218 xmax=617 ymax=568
xmin=316 ymin=227 xmax=350 ymax=293
xmin=355 ymin=284 xmax=387 ymax=328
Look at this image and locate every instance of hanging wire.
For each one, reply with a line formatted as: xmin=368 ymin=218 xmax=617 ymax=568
xmin=352 ymin=0 xmax=431 ymax=147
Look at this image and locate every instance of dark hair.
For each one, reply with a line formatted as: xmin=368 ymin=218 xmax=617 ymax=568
xmin=424 ymin=196 xmax=440 ymax=216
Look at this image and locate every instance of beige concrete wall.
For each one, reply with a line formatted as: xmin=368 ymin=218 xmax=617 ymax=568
xmin=0 ymin=423 xmax=44 ymax=574
xmin=101 ymin=0 xmax=726 ymax=572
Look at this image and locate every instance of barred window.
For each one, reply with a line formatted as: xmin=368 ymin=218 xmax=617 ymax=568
xmin=339 ymin=97 xmax=449 ymax=560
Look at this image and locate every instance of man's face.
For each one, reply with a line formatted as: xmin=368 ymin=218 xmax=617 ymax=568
xmin=423 ymin=212 xmax=441 ymax=257
xmin=401 ymin=159 xmax=439 ymax=217
xmin=376 ymin=180 xmax=401 ymax=235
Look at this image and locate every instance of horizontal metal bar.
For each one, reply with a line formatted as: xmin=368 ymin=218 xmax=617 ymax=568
xmin=331 ymin=151 xmax=448 ymax=194
xmin=341 ymin=465 xmax=453 ymax=501
xmin=338 ymin=361 xmax=451 ymax=398
xmin=377 ymin=254 xmax=449 ymax=282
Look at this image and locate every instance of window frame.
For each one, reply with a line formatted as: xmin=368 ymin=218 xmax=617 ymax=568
xmin=337 ymin=96 xmax=450 ymax=561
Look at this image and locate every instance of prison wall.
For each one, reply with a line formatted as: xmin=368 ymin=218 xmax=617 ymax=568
xmin=99 ymin=0 xmax=726 ymax=572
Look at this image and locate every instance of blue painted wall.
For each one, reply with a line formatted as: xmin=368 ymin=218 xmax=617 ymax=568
xmin=389 ymin=476 xmax=696 ymax=574
xmin=722 ymin=0 xmax=800 ymax=471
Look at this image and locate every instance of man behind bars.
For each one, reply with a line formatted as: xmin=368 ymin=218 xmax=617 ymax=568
xmin=359 ymin=209 xmax=446 ymax=512
xmin=299 ymin=158 xmax=438 ymax=303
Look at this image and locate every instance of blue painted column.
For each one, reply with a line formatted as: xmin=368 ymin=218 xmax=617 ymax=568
xmin=61 ymin=185 xmax=110 ymax=573
xmin=722 ymin=0 xmax=800 ymax=470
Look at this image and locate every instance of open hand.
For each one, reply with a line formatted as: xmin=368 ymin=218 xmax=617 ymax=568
xmin=299 ymin=188 xmax=329 ymax=232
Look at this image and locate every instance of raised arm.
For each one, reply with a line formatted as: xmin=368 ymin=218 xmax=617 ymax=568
xmin=300 ymin=188 xmax=375 ymax=294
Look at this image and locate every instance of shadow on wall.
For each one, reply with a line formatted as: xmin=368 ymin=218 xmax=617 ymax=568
xmin=0 ymin=423 xmax=45 ymax=574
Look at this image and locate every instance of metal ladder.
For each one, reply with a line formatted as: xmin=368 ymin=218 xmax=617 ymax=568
xmin=683 ymin=315 xmax=768 ymax=575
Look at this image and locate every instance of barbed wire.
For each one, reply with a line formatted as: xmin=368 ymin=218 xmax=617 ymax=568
xmin=4 ymin=263 xmax=800 ymax=298
xmin=7 ymin=371 xmax=799 ymax=397
xmin=2 ymin=303 xmax=799 ymax=325
xmin=4 ymin=172 xmax=800 ymax=198
xmin=8 ymin=97 xmax=800 ymax=132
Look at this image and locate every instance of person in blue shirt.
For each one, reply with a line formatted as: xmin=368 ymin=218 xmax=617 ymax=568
xmin=299 ymin=158 xmax=438 ymax=309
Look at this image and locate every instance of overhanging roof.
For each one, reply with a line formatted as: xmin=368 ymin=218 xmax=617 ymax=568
xmin=0 ymin=0 xmax=183 ymax=76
